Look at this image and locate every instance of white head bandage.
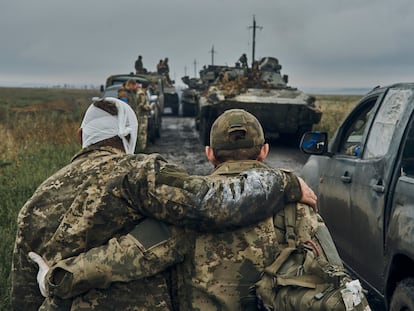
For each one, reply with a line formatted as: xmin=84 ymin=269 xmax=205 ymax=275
xmin=80 ymin=97 xmax=138 ymax=154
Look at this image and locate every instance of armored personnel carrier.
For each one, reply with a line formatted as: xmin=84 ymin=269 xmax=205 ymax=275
xmin=196 ymin=57 xmax=322 ymax=146
xmin=181 ymin=65 xmax=230 ymax=117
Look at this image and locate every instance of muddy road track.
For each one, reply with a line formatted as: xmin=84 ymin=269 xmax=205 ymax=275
xmin=146 ymin=115 xmax=309 ymax=175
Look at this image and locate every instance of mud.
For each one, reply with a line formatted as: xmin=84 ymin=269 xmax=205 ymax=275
xmin=146 ymin=116 xmax=309 ymax=175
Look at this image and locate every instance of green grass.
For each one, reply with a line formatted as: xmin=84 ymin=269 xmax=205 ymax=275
xmin=0 ymin=145 xmax=79 ymax=309
xmin=0 ymin=87 xmax=98 ymax=310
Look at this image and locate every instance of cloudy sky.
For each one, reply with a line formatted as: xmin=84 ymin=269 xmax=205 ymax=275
xmin=1 ymin=0 xmax=414 ymax=91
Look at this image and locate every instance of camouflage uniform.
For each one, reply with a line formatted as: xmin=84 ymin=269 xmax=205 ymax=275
xmin=118 ymin=87 xmax=138 ymax=112
xmin=176 ymin=160 xmax=290 ymax=310
xmin=11 ymin=145 xmax=302 ymax=311
xmin=41 ymin=160 xmax=302 ymax=311
xmin=136 ymin=88 xmax=151 ymax=151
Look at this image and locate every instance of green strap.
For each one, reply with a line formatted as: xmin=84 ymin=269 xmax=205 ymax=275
xmin=276 ymin=274 xmax=322 ymax=288
xmin=284 ymin=203 xmax=297 ymax=248
xmin=263 ymin=246 xmax=297 ymax=277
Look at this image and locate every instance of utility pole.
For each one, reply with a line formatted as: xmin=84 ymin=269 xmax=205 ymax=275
xmin=184 ymin=65 xmax=187 ymax=76
xmin=248 ymin=15 xmax=262 ymax=66
xmin=208 ymin=45 xmax=217 ymax=65
xmin=193 ymin=59 xmax=198 ymax=78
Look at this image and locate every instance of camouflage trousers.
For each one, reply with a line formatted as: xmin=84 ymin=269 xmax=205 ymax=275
xmin=137 ymin=115 xmax=148 ymax=152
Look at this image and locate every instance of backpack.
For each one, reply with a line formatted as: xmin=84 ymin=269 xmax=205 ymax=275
xmin=253 ymin=203 xmax=371 ymax=311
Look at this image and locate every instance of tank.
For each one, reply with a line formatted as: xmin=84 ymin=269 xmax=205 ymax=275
xmin=196 ymin=57 xmax=322 ymax=146
xmin=180 ymin=65 xmax=229 ymax=117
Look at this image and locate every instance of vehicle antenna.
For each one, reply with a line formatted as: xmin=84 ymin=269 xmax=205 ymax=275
xmin=249 ymin=15 xmax=263 ymax=66
xmin=209 ymin=45 xmax=217 ymax=65
xmin=193 ymin=59 xmax=198 ymax=78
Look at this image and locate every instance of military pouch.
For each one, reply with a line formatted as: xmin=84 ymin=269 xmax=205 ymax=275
xmin=254 ymin=203 xmax=371 ymax=311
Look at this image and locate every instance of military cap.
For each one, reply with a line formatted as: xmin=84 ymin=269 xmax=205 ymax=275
xmin=210 ymin=109 xmax=265 ymax=150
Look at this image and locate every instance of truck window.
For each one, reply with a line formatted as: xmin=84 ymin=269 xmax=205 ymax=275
xmin=401 ymin=112 xmax=414 ymax=176
xmin=364 ymin=89 xmax=412 ymax=159
xmin=339 ymin=100 xmax=375 ymax=156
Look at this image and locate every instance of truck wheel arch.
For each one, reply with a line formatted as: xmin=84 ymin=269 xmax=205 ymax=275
xmin=390 ymin=278 xmax=414 ymax=311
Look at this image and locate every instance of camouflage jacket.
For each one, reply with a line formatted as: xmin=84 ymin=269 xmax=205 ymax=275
xmin=11 ymin=147 xmax=301 ymax=311
xmin=118 ymin=88 xmax=138 ymax=111
xmin=136 ymin=89 xmax=150 ymax=115
xmin=177 ymin=160 xmax=290 ymax=310
xmin=39 ymin=160 xmax=302 ymax=310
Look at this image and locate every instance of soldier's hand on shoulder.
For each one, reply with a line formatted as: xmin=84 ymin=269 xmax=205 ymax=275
xmin=297 ymin=177 xmax=318 ymax=212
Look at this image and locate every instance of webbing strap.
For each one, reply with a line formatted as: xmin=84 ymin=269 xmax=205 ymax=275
xmin=276 ymin=274 xmax=322 ymax=288
xmin=263 ymin=246 xmax=297 ymax=275
xmin=284 ymin=203 xmax=297 ymax=248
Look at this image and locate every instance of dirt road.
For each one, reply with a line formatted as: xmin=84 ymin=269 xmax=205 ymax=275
xmin=146 ymin=115 xmax=309 ymax=175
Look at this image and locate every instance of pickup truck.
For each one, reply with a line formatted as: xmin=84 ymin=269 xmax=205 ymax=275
xmin=300 ymin=83 xmax=414 ymax=311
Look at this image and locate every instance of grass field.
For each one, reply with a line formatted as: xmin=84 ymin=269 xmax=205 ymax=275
xmin=0 ymin=87 xmax=361 ymax=310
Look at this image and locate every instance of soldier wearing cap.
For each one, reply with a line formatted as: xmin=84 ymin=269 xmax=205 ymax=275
xmin=27 ymin=108 xmax=318 ymax=310
xmin=176 ymin=108 xmax=290 ymax=309
xmin=118 ymin=79 xmax=138 ymax=111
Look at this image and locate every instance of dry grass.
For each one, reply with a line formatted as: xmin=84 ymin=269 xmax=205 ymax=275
xmin=311 ymin=94 xmax=363 ymax=138
xmin=0 ymin=87 xmax=97 ymax=162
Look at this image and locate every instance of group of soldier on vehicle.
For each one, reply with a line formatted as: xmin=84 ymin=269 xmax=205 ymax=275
xmin=135 ymin=54 xmax=172 ymax=85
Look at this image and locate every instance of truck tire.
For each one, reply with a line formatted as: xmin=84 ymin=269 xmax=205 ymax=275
xmin=390 ymin=278 xmax=414 ymax=311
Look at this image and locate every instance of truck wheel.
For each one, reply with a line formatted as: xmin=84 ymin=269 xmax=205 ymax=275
xmin=390 ymin=278 xmax=414 ymax=311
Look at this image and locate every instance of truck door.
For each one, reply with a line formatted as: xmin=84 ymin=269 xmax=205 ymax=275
xmin=319 ymin=97 xmax=377 ymax=265
xmin=349 ymin=89 xmax=411 ymax=290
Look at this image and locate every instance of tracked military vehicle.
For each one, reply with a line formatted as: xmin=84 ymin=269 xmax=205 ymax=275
xmin=196 ymin=57 xmax=322 ymax=146
xmin=181 ymin=65 xmax=229 ymax=117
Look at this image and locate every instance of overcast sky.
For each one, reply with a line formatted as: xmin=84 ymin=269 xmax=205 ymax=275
xmin=1 ymin=0 xmax=414 ymax=90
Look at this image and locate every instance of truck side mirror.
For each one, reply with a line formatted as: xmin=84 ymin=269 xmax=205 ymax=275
xmin=300 ymin=132 xmax=328 ymax=155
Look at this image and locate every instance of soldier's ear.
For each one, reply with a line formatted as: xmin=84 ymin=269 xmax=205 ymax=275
xmin=77 ymin=128 xmax=83 ymax=145
xmin=205 ymin=146 xmax=219 ymax=166
xmin=257 ymin=143 xmax=269 ymax=162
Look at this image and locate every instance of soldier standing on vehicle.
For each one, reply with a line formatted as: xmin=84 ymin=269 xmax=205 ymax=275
xmin=163 ymin=57 xmax=173 ymax=84
xmin=156 ymin=59 xmax=164 ymax=74
xmin=134 ymin=55 xmax=146 ymax=74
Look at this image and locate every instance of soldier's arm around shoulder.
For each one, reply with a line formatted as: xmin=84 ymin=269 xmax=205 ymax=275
xmin=45 ymin=224 xmax=187 ymax=299
xmin=111 ymin=155 xmax=305 ymax=231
